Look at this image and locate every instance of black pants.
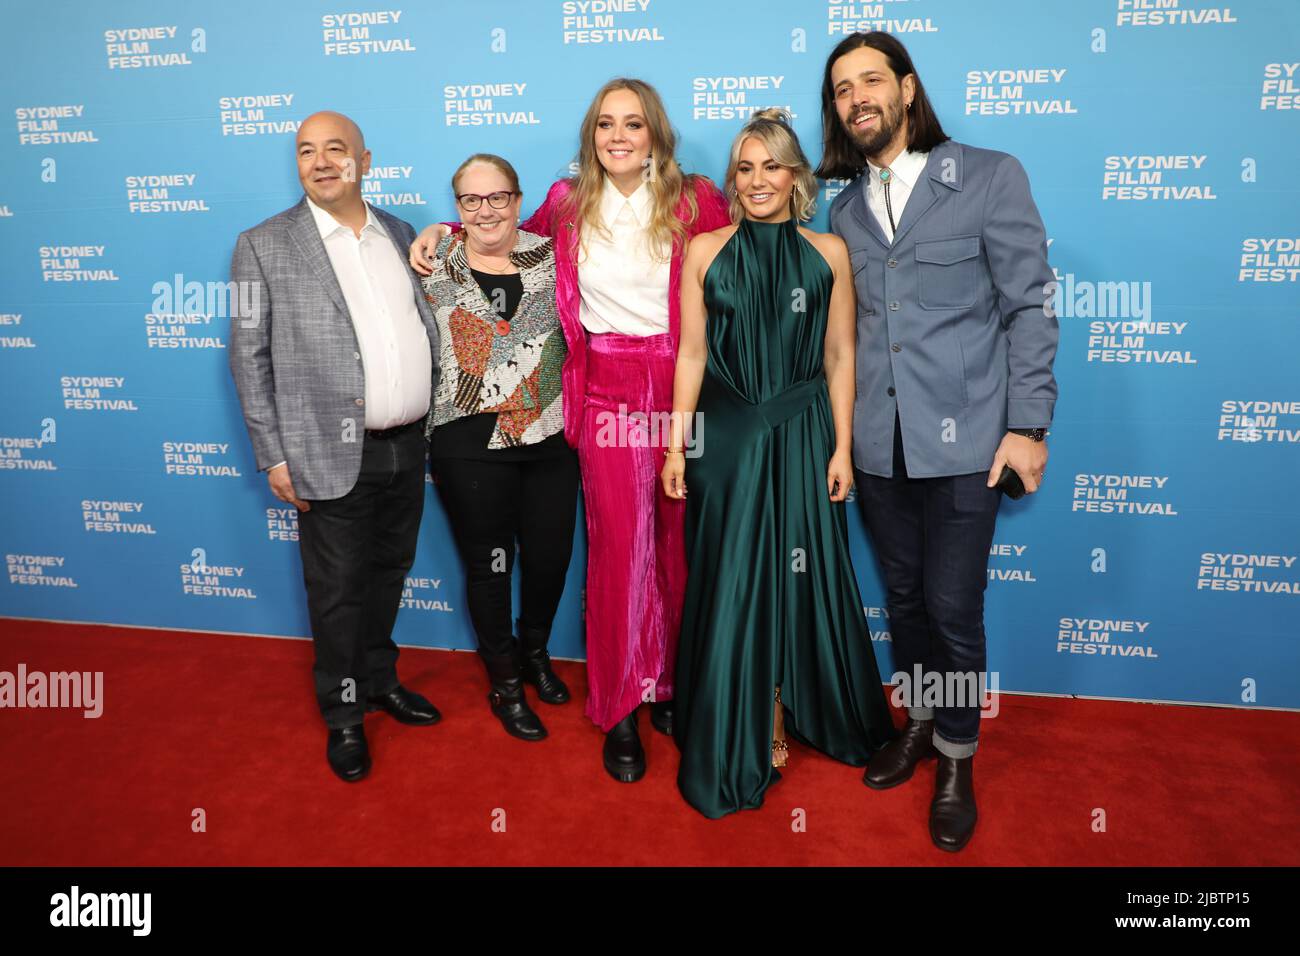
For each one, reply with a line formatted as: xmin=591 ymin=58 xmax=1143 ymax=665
xmin=854 ymin=415 xmax=1001 ymax=752
xmin=296 ymin=425 xmax=426 ymax=728
xmin=431 ymin=449 xmax=580 ymax=659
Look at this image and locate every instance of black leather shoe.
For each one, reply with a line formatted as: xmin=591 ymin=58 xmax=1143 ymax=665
xmin=603 ymin=710 xmax=645 ymax=783
xmin=482 ymin=651 xmax=547 ymax=741
xmin=649 ymin=698 xmax=673 ymax=736
xmin=518 ymin=620 xmax=570 ymax=705
xmin=327 ymin=724 xmax=371 ymax=783
xmin=930 ymin=754 xmax=977 ymax=852
xmin=367 ymin=685 xmax=441 ymax=726
xmin=863 ymin=717 xmax=937 ymax=789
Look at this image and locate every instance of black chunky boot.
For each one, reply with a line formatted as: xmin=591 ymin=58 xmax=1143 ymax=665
xmin=602 ymin=709 xmax=646 ymax=783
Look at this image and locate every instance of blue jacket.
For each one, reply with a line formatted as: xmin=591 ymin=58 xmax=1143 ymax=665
xmin=830 ymin=139 xmax=1058 ymax=478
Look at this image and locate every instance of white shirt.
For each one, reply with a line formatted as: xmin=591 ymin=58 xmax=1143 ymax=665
xmin=306 ymin=197 xmax=432 ymax=431
xmin=863 ymin=148 xmax=929 ymax=243
xmin=577 ymin=177 xmax=671 ymax=336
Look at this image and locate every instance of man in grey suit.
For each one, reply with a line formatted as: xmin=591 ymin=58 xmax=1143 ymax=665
xmin=229 ymin=111 xmax=442 ymax=783
xmin=818 ymin=33 xmax=1059 ymax=850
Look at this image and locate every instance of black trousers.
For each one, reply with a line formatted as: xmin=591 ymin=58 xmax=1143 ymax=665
xmin=296 ymin=425 xmax=426 ymax=729
xmin=854 ymin=415 xmax=1001 ymax=752
xmin=431 ymin=449 xmax=580 ymax=659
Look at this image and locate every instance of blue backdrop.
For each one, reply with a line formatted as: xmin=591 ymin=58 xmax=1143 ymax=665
xmin=2 ymin=0 xmax=1297 ymax=709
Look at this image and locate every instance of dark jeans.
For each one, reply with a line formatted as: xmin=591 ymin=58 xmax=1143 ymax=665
xmin=854 ymin=416 xmax=1001 ymax=754
xmin=431 ymin=448 xmax=580 ymax=659
xmin=297 ymin=425 xmax=426 ymax=729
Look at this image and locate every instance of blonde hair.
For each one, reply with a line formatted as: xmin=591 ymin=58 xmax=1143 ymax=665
xmin=723 ymin=108 xmax=818 ymax=223
xmin=451 ymin=153 xmax=521 ymax=195
xmin=567 ymin=77 xmax=699 ymax=261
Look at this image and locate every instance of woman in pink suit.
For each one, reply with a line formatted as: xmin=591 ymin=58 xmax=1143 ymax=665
xmin=412 ymin=78 xmax=729 ymax=782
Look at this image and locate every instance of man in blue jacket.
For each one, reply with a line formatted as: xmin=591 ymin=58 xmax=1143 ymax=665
xmin=819 ymin=32 xmax=1059 ymax=852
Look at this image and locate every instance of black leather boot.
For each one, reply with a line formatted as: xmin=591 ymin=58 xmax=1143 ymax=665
xmin=863 ymin=717 xmax=937 ymax=789
xmin=602 ymin=709 xmax=645 ymax=783
xmin=326 ymin=724 xmax=371 ymax=782
xmin=517 ymin=619 xmax=570 ymax=705
xmin=929 ymin=754 xmax=977 ymax=852
xmin=481 ymin=651 xmax=547 ymax=741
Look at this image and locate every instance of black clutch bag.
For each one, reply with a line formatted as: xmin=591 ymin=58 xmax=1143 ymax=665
xmin=995 ymin=464 xmax=1026 ymax=500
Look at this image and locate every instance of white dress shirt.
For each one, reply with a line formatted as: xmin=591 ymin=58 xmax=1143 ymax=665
xmin=306 ymin=196 xmax=432 ymax=431
xmin=863 ymin=148 xmax=929 ymax=243
xmin=577 ymin=177 xmax=671 ymax=336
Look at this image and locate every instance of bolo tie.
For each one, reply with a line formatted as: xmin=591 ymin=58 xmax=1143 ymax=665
xmin=879 ymin=166 xmax=897 ymax=235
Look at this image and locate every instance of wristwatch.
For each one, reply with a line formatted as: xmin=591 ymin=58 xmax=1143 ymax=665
xmin=1009 ymin=427 xmax=1048 ymax=442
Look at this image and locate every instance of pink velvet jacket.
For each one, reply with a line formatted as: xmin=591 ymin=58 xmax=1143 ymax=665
xmin=520 ymin=176 xmax=732 ymax=448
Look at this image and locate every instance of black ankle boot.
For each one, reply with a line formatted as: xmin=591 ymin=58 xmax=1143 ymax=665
xmin=602 ymin=709 xmax=645 ymax=783
xmin=480 ymin=651 xmax=547 ymax=741
xmin=863 ymin=717 xmax=937 ymax=790
xmin=517 ymin=619 xmax=570 ymax=705
xmin=930 ymin=754 xmax=977 ymax=852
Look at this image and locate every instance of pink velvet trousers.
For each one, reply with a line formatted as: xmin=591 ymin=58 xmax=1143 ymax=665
xmin=578 ymin=331 xmax=686 ymax=732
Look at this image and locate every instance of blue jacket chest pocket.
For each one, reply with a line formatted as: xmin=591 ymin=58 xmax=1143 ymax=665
xmin=850 ymin=249 xmax=876 ymax=315
xmin=915 ymin=235 xmax=980 ymax=310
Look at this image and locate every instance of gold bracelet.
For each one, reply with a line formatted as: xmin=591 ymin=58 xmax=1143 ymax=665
xmin=664 ymin=448 xmax=685 ymax=457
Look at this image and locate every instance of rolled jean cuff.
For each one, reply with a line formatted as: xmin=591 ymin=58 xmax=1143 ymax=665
xmin=934 ymin=733 xmax=978 ymax=759
xmin=907 ymin=706 xmax=935 ymax=721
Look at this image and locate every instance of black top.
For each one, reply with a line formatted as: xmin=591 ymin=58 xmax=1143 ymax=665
xmin=470 ymin=267 xmax=524 ymax=323
xmin=431 ymin=268 xmax=570 ymax=462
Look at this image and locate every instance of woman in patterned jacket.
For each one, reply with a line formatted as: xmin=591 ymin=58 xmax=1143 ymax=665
xmin=421 ymin=153 xmax=579 ymax=742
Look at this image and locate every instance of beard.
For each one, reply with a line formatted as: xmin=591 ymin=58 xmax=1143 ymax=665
xmin=843 ymin=93 xmax=906 ymax=158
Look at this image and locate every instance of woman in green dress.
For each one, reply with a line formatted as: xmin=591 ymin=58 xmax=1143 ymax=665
xmin=661 ymin=109 xmax=897 ymax=818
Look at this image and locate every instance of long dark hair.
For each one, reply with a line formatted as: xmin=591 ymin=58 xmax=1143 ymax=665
xmin=814 ymin=32 xmax=949 ymax=181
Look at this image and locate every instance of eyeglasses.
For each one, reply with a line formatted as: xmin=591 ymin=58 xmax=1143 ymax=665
xmin=455 ymin=190 xmax=517 ymax=211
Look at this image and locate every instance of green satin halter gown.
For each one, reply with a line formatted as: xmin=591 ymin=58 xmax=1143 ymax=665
xmin=674 ymin=216 xmax=897 ymax=819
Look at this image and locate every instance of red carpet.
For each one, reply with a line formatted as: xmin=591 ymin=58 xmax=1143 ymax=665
xmin=0 ymin=618 xmax=1294 ymax=866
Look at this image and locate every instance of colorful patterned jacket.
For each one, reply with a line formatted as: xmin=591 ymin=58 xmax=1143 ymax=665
xmin=420 ymin=228 xmax=564 ymax=449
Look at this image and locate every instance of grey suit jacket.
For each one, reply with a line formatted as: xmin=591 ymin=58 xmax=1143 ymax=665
xmin=228 ymin=196 xmax=440 ymax=500
xmin=830 ymin=139 xmax=1058 ymax=478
